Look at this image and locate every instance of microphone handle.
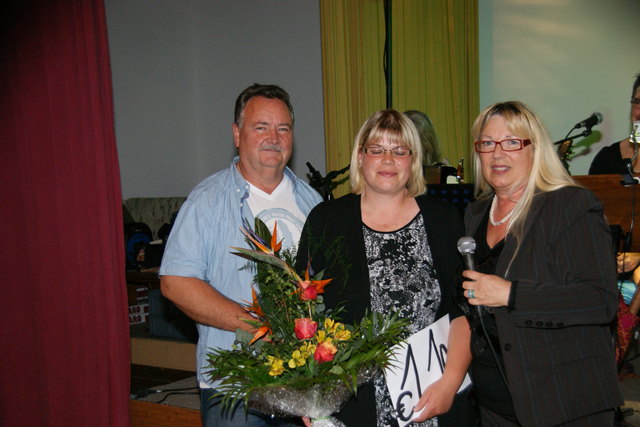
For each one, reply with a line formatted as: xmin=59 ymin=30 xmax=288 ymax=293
xmin=461 ymin=252 xmax=486 ymax=324
xmin=462 ymin=253 xmax=476 ymax=271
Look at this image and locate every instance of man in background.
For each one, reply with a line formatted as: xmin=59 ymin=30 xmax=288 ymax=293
xmin=160 ymin=83 xmax=321 ymax=426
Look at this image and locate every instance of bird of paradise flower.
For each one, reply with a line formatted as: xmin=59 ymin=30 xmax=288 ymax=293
xmin=231 ymin=218 xmax=332 ymax=345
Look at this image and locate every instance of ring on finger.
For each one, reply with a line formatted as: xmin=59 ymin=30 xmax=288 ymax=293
xmin=468 ymin=289 xmax=475 ymax=299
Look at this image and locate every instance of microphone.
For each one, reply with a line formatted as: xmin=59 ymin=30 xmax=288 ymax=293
xmin=457 ymin=236 xmax=476 ymax=271
xmin=306 ymin=161 xmax=324 ymax=188
xmin=457 ymin=237 xmax=482 ymax=312
xmin=573 ymin=112 xmax=603 ymax=130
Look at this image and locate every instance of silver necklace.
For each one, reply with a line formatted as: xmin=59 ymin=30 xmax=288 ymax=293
xmin=489 ymin=195 xmax=514 ymax=227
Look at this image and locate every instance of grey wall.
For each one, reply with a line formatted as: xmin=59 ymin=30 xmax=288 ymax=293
xmin=108 ymin=0 xmax=640 ymax=199
xmin=479 ymin=0 xmax=640 ymax=175
xmin=106 ymin=0 xmax=326 ymax=198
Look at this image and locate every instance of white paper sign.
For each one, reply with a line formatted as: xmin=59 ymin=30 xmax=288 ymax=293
xmin=384 ymin=315 xmax=472 ymax=427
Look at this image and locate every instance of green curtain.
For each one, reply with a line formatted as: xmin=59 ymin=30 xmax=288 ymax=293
xmin=320 ymin=0 xmax=478 ymax=196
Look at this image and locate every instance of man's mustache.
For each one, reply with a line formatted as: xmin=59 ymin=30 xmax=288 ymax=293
xmin=259 ymin=144 xmax=283 ymax=152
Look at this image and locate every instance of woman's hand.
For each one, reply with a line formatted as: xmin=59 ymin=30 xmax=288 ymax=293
xmin=617 ymin=252 xmax=640 ymax=274
xmin=461 ymin=270 xmax=511 ymax=307
xmin=411 ymin=376 xmax=458 ymax=422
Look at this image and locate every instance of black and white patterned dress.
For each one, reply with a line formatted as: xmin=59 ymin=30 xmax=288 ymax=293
xmin=363 ymin=213 xmax=441 ymax=427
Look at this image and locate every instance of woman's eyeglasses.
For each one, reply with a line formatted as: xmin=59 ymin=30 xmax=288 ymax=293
xmin=474 ymin=138 xmax=532 ymax=153
xmin=361 ymin=145 xmax=412 ymax=157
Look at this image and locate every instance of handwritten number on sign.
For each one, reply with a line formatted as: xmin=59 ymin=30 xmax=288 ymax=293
xmin=395 ymin=329 xmax=448 ymax=421
xmin=428 ymin=328 xmax=448 ymax=373
xmin=396 ymin=344 xmax=421 ymax=421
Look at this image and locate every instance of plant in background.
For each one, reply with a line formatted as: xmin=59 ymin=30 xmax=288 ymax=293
xmin=207 ymin=218 xmax=407 ymax=426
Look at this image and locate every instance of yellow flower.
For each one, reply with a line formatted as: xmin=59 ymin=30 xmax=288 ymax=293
xmin=287 ymin=349 xmax=307 ymax=369
xmin=333 ymin=326 xmax=351 ymax=341
xmin=316 ymin=331 xmax=333 ymax=345
xmin=299 ymin=343 xmax=312 ymax=359
xmin=324 ymin=318 xmax=335 ymax=333
xmin=265 ymin=355 xmax=285 ymax=376
xmin=306 ymin=343 xmax=317 ymax=355
xmin=323 ymin=318 xmax=351 ymax=340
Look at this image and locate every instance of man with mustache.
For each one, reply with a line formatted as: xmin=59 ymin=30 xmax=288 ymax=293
xmin=159 ymin=83 xmax=321 ymax=426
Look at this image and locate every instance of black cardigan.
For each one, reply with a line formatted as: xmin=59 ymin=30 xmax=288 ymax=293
xmin=296 ymin=193 xmax=467 ymax=426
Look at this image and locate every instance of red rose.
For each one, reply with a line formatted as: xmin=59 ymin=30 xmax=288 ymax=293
xmin=314 ymin=341 xmax=337 ymax=363
xmin=294 ymin=318 xmax=318 ymax=340
xmin=296 ymin=275 xmax=331 ymax=302
xmin=300 ymin=285 xmax=318 ymax=301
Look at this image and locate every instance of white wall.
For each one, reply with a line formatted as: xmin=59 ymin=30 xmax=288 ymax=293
xmin=108 ymin=0 xmax=640 ymax=199
xmin=106 ymin=0 xmax=326 ymax=198
xmin=479 ymin=0 xmax=640 ymax=175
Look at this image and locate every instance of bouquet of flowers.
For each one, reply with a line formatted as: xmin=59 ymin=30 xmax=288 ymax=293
xmin=207 ymin=219 xmax=408 ymax=426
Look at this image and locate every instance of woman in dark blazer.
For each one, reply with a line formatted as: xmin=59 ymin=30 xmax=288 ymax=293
xmin=460 ymin=101 xmax=623 ymax=426
xmin=297 ymin=109 xmax=476 ymax=426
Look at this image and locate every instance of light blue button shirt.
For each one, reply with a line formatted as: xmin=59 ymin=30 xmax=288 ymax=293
xmin=159 ymin=156 xmax=321 ymax=387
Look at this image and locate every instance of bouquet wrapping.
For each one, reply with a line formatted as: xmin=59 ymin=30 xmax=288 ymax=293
xmin=207 ymin=219 xmax=407 ymax=424
xmin=248 ymin=367 xmax=375 ymax=426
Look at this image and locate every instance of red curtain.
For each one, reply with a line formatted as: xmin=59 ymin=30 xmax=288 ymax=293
xmin=0 ymin=1 xmax=130 ymax=425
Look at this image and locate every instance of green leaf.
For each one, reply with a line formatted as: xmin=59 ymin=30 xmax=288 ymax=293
xmin=230 ymin=247 xmax=289 ymax=270
xmin=329 ymin=365 xmax=344 ymax=375
xmin=235 ymin=328 xmax=254 ymax=344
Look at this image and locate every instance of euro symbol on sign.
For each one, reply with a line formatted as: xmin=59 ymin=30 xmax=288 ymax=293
xmin=395 ymin=344 xmax=421 ymax=422
xmin=396 ymin=390 xmax=414 ymax=422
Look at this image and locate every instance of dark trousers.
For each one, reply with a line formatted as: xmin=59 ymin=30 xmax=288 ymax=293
xmin=479 ymin=405 xmax=614 ymax=427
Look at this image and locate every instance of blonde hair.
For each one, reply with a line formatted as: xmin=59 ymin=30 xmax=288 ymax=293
xmin=404 ymin=110 xmax=442 ymax=167
xmin=350 ymin=109 xmax=426 ymax=197
xmin=472 ymin=101 xmax=579 ymax=245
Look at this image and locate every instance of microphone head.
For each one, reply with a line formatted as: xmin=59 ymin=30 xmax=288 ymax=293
xmin=593 ymin=112 xmax=604 ymax=125
xmin=575 ymin=112 xmax=603 ymax=130
xmin=457 ymin=236 xmax=476 ymax=254
xmin=631 ymin=121 xmax=640 ymax=143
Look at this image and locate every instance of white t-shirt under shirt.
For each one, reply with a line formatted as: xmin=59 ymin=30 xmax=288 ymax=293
xmin=246 ymin=174 xmax=306 ymax=250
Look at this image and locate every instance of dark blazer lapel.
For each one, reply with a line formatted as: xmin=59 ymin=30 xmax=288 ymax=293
xmin=465 ymin=197 xmax=491 ymax=238
xmin=496 ymin=191 xmax=547 ymax=277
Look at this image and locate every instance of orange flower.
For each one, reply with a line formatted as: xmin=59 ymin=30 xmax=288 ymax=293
xmin=249 ymin=324 xmax=271 ymax=345
xmin=297 ymin=263 xmax=332 ymax=301
xmin=241 ymin=288 xmax=272 ymax=344
xmin=269 ymin=221 xmax=283 ymax=253
xmin=240 ymin=220 xmax=282 ymax=254
xmin=314 ymin=341 xmax=337 ymax=363
xmin=243 ymin=288 xmax=265 ymax=318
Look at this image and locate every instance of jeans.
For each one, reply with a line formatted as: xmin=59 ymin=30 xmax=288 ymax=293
xmin=200 ymin=387 xmax=303 ymax=427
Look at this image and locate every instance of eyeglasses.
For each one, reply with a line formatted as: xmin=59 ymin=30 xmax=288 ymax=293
xmin=631 ymin=98 xmax=640 ymax=106
xmin=474 ymin=138 xmax=532 ymax=153
xmin=361 ymin=145 xmax=412 ymax=157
